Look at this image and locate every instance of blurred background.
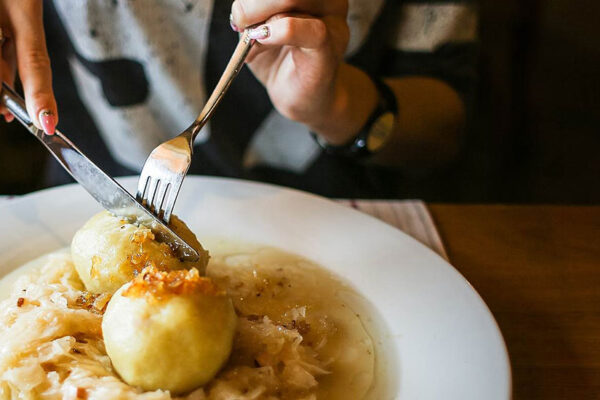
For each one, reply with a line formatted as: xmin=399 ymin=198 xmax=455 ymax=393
xmin=1 ymin=0 xmax=598 ymax=203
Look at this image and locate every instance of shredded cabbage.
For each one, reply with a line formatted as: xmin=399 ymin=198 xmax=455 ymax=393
xmin=0 ymin=252 xmax=331 ymax=400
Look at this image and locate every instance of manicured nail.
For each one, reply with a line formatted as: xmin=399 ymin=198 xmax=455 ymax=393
xmin=247 ymin=25 xmax=270 ymax=40
xmin=39 ymin=110 xmax=56 ymax=135
xmin=229 ymin=14 xmax=241 ymax=32
xmin=3 ymin=113 xmax=14 ymax=123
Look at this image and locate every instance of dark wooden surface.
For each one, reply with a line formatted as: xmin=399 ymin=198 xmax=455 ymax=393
xmin=428 ymin=205 xmax=600 ymax=400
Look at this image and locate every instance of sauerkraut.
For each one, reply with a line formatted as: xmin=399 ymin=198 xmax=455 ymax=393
xmin=0 ymin=243 xmax=374 ymax=400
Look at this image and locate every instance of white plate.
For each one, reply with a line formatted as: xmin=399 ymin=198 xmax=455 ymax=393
xmin=0 ymin=176 xmax=510 ymax=399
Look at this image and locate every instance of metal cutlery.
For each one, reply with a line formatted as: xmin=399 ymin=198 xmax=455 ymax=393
xmin=137 ymin=29 xmax=255 ymax=223
xmin=0 ymin=82 xmax=200 ymax=261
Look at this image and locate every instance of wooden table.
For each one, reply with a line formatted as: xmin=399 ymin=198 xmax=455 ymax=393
xmin=428 ymin=205 xmax=600 ymax=400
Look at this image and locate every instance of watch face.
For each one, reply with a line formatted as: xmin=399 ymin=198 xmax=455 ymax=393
xmin=367 ymin=112 xmax=395 ymax=152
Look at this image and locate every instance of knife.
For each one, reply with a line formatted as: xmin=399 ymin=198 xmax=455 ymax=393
xmin=1 ymin=82 xmax=200 ymax=261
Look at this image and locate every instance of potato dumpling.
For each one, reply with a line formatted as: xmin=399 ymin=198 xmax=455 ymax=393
xmin=71 ymin=211 xmax=209 ymax=294
xmin=102 ymin=266 xmax=237 ymax=394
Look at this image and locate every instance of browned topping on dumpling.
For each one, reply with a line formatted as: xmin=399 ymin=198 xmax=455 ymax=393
xmin=122 ymin=265 xmax=224 ymax=300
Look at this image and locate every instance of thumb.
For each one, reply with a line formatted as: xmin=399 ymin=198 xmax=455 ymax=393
xmin=10 ymin=0 xmax=58 ymax=134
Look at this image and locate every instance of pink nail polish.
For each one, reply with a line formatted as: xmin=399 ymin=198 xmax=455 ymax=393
xmin=39 ymin=110 xmax=56 ymax=135
xmin=248 ymin=25 xmax=270 ymax=40
xmin=229 ymin=14 xmax=241 ymax=32
xmin=4 ymin=113 xmax=14 ymax=123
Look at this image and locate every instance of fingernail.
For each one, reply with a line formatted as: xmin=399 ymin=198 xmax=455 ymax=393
xmin=3 ymin=113 xmax=14 ymax=123
xmin=39 ymin=110 xmax=56 ymax=135
xmin=247 ymin=25 xmax=270 ymax=40
xmin=229 ymin=14 xmax=241 ymax=32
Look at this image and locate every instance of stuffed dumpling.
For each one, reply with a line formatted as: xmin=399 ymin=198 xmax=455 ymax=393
xmin=102 ymin=266 xmax=236 ymax=394
xmin=71 ymin=211 xmax=209 ymax=294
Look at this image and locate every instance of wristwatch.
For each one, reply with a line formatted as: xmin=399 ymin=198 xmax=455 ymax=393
xmin=312 ymin=75 xmax=398 ymax=159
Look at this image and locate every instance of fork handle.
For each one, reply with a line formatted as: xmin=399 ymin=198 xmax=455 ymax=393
xmin=190 ymin=30 xmax=255 ymax=140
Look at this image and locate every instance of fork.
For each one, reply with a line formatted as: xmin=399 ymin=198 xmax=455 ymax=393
xmin=137 ymin=30 xmax=255 ymax=223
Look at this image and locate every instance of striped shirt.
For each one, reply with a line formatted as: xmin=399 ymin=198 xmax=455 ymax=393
xmin=45 ymin=0 xmax=478 ymax=197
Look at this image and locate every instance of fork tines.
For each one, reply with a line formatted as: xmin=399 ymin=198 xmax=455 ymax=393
xmin=137 ymin=177 xmax=173 ymax=222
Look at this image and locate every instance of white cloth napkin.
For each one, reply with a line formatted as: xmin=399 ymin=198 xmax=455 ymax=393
xmin=336 ymin=200 xmax=448 ymax=260
xmin=0 ymin=196 xmax=446 ymax=260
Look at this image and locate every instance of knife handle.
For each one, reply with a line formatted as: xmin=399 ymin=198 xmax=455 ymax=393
xmin=1 ymin=81 xmax=79 ymax=165
xmin=1 ymin=82 xmax=45 ymax=139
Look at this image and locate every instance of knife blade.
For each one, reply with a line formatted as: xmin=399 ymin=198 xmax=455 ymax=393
xmin=1 ymin=82 xmax=200 ymax=261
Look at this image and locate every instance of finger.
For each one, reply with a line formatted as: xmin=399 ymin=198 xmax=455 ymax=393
xmin=231 ymin=0 xmax=347 ymax=29
xmin=1 ymin=44 xmax=7 ymax=119
xmin=248 ymin=17 xmax=328 ymax=50
xmin=0 ymin=36 xmax=17 ymax=122
xmin=10 ymin=1 xmax=58 ymax=134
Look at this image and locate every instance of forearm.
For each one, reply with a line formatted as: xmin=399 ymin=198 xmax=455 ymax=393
xmin=307 ymin=64 xmax=466 ymax=169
